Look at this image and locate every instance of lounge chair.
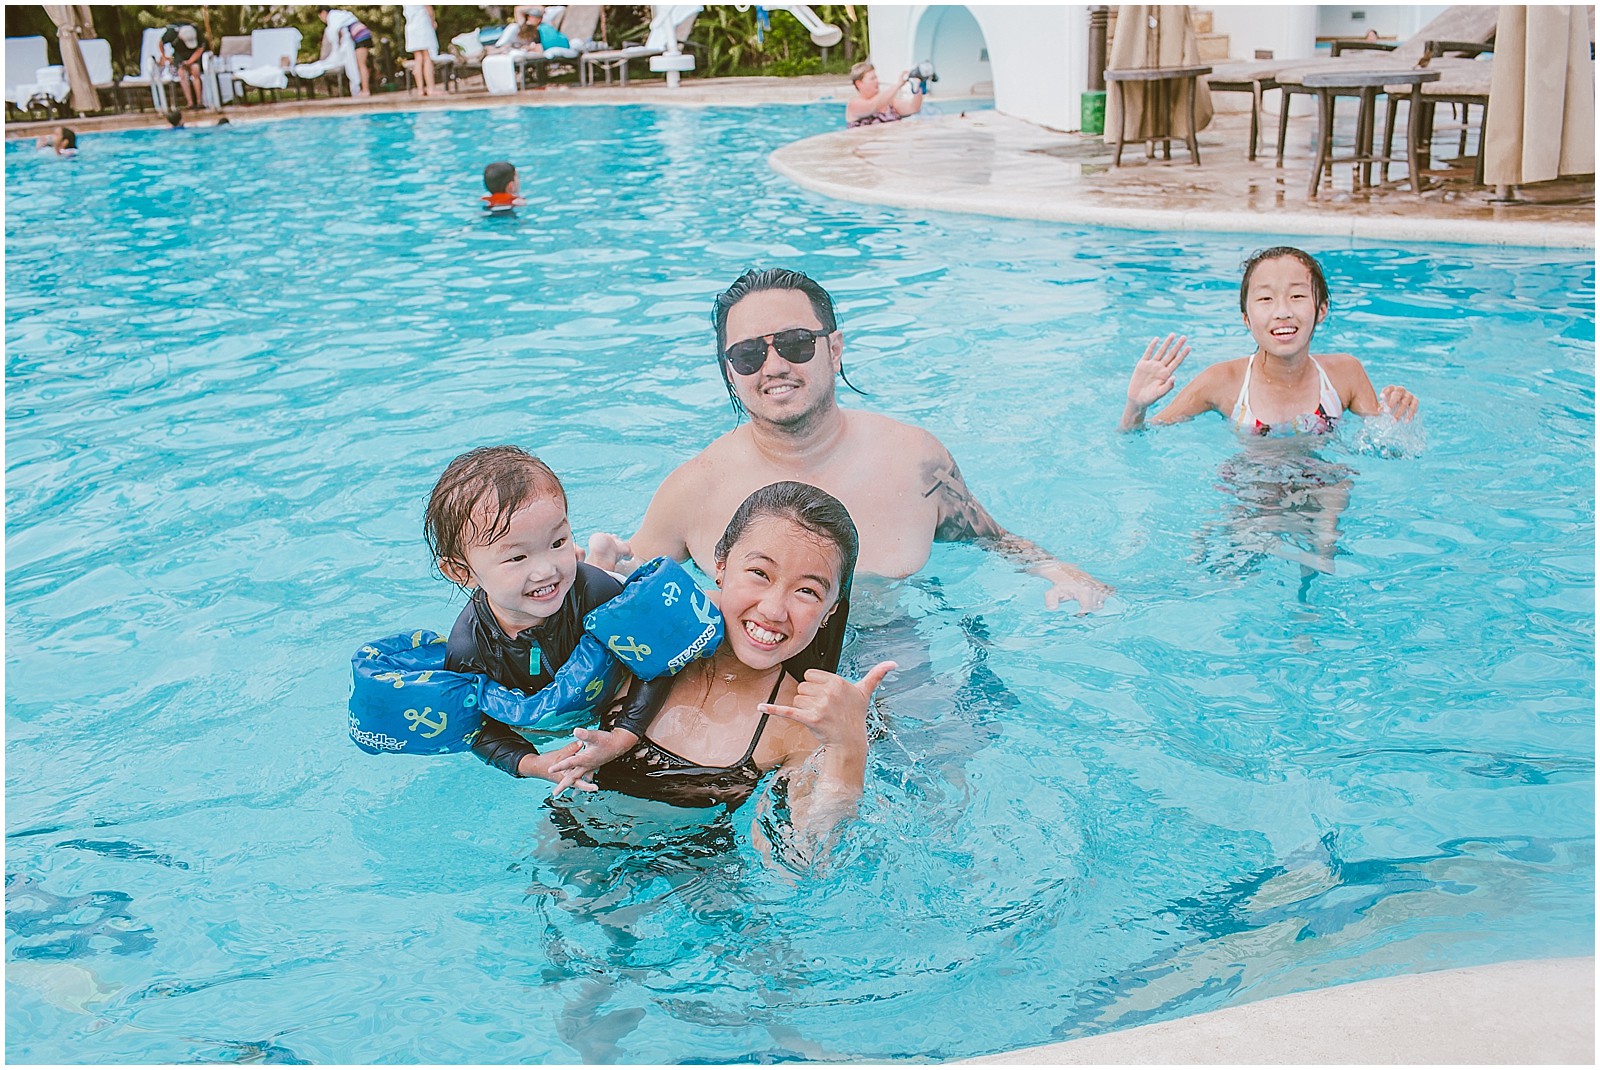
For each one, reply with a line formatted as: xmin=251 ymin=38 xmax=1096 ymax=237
xmin=79 ymin=38 xmax=118 ymax=113
xmin=580 ymin=5 xmax=700 ymax=87
xmin=442 ymin=27 xmax=503 ymax=91
xmin=516 ymin=5 xmax=603 ymax=87
xmin=115 ymin=27 xmax=182 ymax=112
xmin=1203 ymin=4 xmax=1498 ymax=164
xmin=1378 ymin=41 xmax=1496 ymax=184
xmin=4 ymin=35 xmax=50 ymax=119
xmin=208 ymin=35 xmax=253 ymax=105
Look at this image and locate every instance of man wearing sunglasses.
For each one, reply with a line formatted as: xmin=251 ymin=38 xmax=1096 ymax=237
xmin=587 ymin=268 xmax=1111 ymax=612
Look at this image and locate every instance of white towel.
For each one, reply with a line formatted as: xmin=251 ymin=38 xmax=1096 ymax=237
xmin=235 ymin=65 xmax=290 ymax=90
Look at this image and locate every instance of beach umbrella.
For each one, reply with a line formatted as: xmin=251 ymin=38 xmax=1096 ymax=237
xmin=1104 ymin=4 xmax=1213 ymax=147
xmin=43 ymin=5 xmax=100 ymax=115
xmin=1482 ymin=4 xmax=1595 ymax=192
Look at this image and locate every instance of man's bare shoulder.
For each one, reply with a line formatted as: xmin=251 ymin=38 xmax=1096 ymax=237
xmin=662 ymin=427 xmax=754 ymax=486
xmin=843 ymin=409 xmax=944 ymax=455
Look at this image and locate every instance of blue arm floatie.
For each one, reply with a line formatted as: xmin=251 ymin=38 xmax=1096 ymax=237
xmin=349 ymin=558 xmax=723 ymax=755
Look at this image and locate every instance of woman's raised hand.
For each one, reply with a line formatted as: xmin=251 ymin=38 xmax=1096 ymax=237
xmin=1128 ymin=333 xmax=1190 ymax=407
xmin=759 ymin=662 xmax=896 ymax=751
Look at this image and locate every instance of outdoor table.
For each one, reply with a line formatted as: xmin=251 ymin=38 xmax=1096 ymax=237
xmin=1300 ymin=68 xmax=1441 ymax=199
xmin=1104 ymin=64 xmax=1213 ymax=166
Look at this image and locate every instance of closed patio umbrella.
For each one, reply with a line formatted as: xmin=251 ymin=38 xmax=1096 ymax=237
xmin=1105 ymin=4 xmax=1213 ymax=146
xmin=1482 ymin=4 xmax=1595 ymax=191
xmin=43 ymin=4 xmax=99 ymax=115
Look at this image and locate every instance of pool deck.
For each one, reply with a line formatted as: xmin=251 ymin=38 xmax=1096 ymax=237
xmin=8 ymin=74 xmax=1594 ymax=1064
xmin=962 ymin=957 xmax=1596 ymax=1065
xmin=11 ymin=72 xmax=1590 ymax=248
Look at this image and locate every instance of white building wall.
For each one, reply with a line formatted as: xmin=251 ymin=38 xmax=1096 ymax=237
xmin=863 ymin=4 xmax=1443 ymax=134
xmin=866 ymin=5 xmax=1089 ymax=132
xmin=1316 ymin=5 xmax=1450 ymax=42
xmin=1208 ymin=6 xmax=1320 ymax=61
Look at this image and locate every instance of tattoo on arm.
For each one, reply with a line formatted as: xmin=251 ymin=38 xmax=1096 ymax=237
xmin=925 ymin=452 xmax=1004 ymax=542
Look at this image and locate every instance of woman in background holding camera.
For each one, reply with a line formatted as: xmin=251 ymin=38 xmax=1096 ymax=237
xmin=845 ymin=61 xmax=926 ymax=127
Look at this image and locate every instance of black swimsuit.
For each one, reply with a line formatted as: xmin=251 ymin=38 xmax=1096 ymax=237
xmin=595 ymin=675 xmax=782 ymax=810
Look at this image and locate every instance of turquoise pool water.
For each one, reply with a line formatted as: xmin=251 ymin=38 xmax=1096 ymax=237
xmin=5 ymin=104 xmax=1593 ymax=1063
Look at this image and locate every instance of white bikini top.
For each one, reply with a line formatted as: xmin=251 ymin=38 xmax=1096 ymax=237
xmin=1231 ymin=354 xmax=1343 ymax=436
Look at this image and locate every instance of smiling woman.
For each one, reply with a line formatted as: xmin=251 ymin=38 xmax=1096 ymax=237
xmin=562 ymin=481 xmax=894 ymax=834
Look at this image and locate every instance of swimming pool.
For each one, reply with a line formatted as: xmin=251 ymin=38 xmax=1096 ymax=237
xmin=5 ymin=103 xmax=1593 ymax=1063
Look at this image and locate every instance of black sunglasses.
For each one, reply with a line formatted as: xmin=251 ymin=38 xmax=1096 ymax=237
xmin=723 ymin=327 xmax=829 ymax=376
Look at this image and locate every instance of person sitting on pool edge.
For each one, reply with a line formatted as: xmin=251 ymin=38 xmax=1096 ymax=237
xmin=34 ymin=126 xmax=76 ymax=155
xmin=425 ymin=445 xmax=657 ymax=785
xmin=585 ymin=267 xmax=1112 ymax=612
xmin=481 ymin=161 xmax=526 ymax=212
xmin=1120 ymin=245 xmax=1419 ymax=435
xmin=539 ymin=481 xmax=894 ymax=840
xmin=845 ymin=61 xmax=924 ymax=128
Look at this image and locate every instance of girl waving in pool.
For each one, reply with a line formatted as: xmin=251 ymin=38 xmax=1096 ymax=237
xmin=1119 ymin=246 xmax=1418 ymax=434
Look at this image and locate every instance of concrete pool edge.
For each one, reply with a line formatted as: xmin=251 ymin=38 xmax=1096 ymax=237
xmin=957 ymin=956 xmax=1596 ymax=1064
xmin=769 ymin=121 xmax=1596 ymax=250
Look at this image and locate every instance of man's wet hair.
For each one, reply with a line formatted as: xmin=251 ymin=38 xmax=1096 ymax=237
xmin=483 ymin=160 xmax=517 ymax=194
xmin=710 ymin=267 xmax=866 ymax=419
xmin=165 ymin=109 xmax=183 ymax=127
xmin=424 ymin=445 xmax=565 ymax=586
xmin=1239 ymin=246 xmax=1330 ymax=314
xmin=58 ymin=127 xmax=76 ymax=149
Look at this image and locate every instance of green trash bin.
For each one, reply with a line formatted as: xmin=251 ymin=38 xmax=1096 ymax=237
xmin=1081 ymin=90 xmax=1106 ymax=135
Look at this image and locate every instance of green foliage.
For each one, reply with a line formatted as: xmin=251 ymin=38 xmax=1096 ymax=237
xmin=692 ymin=5 xmax=869 ymax=79
xmin=4 ymin=3 xmax=868 ymax=88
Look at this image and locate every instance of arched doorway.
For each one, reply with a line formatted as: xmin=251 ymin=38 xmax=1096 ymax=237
xmin=911 ymin=5 xmax=992 ymax=97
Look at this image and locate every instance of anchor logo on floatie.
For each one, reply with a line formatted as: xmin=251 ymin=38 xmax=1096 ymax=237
xmin=402 ymin=707 xmax=447 ymax=738
xmin=690 ymin=590 xmax=717 ymax=626
xmin=607 ymin=635 xmax=652 ymax=662
xmin=662 ymin=581 xmax=681 ymax=607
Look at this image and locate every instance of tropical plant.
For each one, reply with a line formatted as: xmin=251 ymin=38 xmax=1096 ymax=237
xmin=2 ymin=3 xmax=868 ymax=90
xmin=694 ymin=4 xmax=868 ymax=79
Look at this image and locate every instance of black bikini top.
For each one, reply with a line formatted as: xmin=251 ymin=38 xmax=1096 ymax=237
xmin=595 ymin=673 xmax=782 ymax=810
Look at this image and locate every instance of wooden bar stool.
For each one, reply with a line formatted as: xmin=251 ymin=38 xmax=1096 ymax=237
xmin=1104 ymin=64 xmax=1213 ymax=166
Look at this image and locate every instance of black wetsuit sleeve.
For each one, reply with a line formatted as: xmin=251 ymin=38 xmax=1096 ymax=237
xmin=443 ymin=600 xmax=542 ymax=777
xmin=607 ymin=675 xmax=672 ymax=737
xmin=472 ymin=716 xmax=538 ymax=777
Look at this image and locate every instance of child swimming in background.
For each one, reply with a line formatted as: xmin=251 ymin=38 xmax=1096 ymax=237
xmin=481 ymin=160 xmax=526 ymax=212
xmin=34 ymin=126 xmax=75 ymax=155
xmin=425 ymin=446 xmax=653 ymax=786
xmin=1119 ymin=245 xmax=1419 ymax=434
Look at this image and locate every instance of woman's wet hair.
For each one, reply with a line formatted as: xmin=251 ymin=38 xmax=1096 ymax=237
xmin=715 ymin=481 xmax=858 ymax=599
xmin=710 ymin=267 xmax=866 ymax=419
xmin=425 ymin=445 xmax=565 ymax=584
xmin=1239 ymin=246 xmax=1330 ymax=314
xmin=715 ymin=481 xmax=858 ymax=678
xmin=58 ymin=127 xmax=76 ymax=149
